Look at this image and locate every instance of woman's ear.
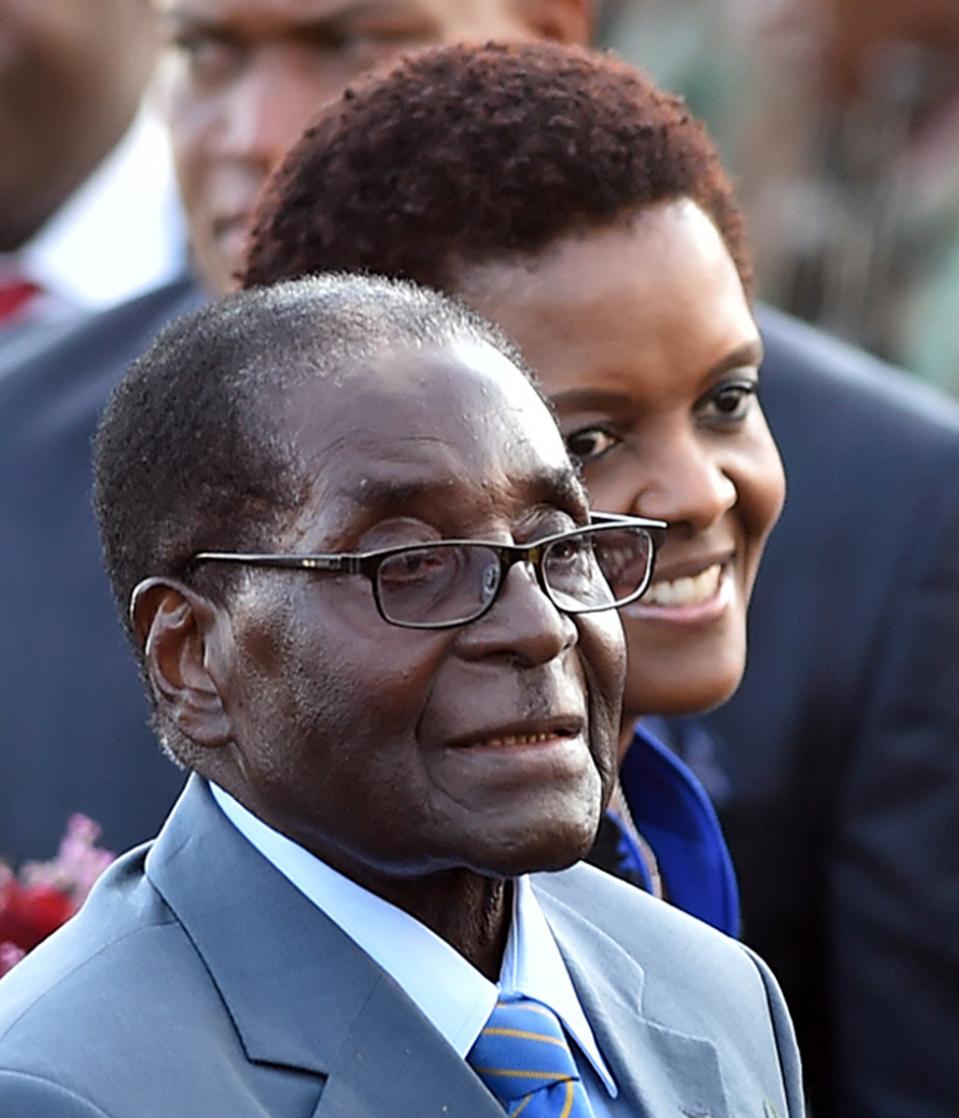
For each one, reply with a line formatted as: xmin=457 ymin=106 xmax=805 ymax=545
xmin=131 ymin=578 xmax=233 ymax=749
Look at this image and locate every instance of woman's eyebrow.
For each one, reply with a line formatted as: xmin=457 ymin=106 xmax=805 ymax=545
xmin=549 ymin=340 xmax=765 ymax=412
xmin=708 ymin=338 xmax=765 ymax=378
xmin=548 ymin=386 xmax=633 ymax=412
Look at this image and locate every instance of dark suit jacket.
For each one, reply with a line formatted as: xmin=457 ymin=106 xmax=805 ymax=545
xmin=0 ymin=279 xmax=202 ymax=863
xmin=692 ymin=306 xmax=959 ymax=1117
xmin=0 ymin=776 xmax=803 ymax=1117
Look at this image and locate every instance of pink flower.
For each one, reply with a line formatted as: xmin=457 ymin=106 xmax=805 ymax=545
xmin=0 ymin=815 xmax=114 ymax=977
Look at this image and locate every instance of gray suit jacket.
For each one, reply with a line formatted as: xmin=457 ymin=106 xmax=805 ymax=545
xmin=0 ymin=777 xmax=803 ymax=1117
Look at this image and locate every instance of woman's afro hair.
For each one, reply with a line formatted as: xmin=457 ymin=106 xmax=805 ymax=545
xmin=243 ymin=40 xmax=752 ymax=294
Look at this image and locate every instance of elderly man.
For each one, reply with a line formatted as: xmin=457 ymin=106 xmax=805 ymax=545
xmin=0 ymin=275 xmax=802 ymax=1117
xmin=0 ymin=0 xmax=589 ymax=866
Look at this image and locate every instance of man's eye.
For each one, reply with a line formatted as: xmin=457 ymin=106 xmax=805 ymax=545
xmin=170 ymin=33 xmax=240 ymax=83
xmin=700 ymin=379 xmax=758 ymax=423
xmin=564 ymin=426 xmax=621 ymax=464
xmin=547 ymin=537 xmax=590 ymax=565
xmin=380 ymin=548 xmax=452 ymax=586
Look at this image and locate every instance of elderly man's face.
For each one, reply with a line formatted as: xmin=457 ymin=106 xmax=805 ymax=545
xmin=210 ymin=339 xmax=625 ymax=886
xmin=154 ymin=0 xmax=588 ymax=293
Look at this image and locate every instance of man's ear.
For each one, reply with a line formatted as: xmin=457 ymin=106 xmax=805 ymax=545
xmin=518 ymin=0 xmax=594 ymax=45
xmin=131 ymin=577 xmax=233 ymax=749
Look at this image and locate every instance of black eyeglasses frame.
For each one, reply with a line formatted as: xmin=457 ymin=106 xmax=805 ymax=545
xmin=190 ymin=511 xmax=667 ymax=631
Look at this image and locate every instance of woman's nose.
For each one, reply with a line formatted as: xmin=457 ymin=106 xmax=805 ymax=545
xmin=629 ymin=442 xmax=737 ymax=533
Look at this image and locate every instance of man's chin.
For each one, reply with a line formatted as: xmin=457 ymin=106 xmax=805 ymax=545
xmin=465 ymin=817 xmax=603 ymax=880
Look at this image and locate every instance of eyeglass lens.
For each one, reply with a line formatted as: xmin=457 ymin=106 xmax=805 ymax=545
xmin=544 ymin=527 xmax=650 ymax=611
xmin=376 ymin=526 xmax=652 ymax=626
xmin=377 ymin=545 xmax=502 ymax=627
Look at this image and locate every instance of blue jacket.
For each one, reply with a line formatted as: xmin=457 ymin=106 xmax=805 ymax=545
xmin=617 ymin=722 xmax=739 ymax=937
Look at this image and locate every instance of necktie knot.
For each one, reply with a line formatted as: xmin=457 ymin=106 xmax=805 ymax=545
xmin=468 ymin=996 xmax=595 ymax=1116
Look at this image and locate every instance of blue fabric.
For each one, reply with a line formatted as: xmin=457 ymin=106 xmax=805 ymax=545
xmin=468 ymin=996 xmax=596 ymax=1116
xmin=619 ymin=722 xmax=740 ymax=937
xmin=602 ymin=811 xmax=655 ymax=894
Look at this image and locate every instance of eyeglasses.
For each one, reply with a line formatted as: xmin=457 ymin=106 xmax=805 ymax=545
xmin=191 ymin=512 xmax=666 ymax=631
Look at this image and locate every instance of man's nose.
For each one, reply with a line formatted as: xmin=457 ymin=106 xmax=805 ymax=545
xmin=456 ymin=563 xmax=577 ymax=667
xmin=217 ymin=51 xmax=321 ymax=172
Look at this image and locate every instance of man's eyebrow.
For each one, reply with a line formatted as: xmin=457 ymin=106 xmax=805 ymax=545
xmin=160 ymin=0 xmax=426 ymax=34
xmin=328 ymin=0 xmax=434 ymax=24
xmin=158 ymin=7 xmax=231 ymax=36
xmin=348 ymin=466 xmax=588 ymax=518
xmin=541 ymin=465 xmax=590 ymax=514
xmin=349 ymin=476 xmax=450 ymax=511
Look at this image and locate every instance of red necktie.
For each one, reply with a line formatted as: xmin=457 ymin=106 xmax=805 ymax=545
xmin=0 ymin=279 xmax=41 ymax=324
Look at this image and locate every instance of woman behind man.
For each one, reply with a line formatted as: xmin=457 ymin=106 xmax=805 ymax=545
xmin=242 ymin=42 xmax=785 ymax=935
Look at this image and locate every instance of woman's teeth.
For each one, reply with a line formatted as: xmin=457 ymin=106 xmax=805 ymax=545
xmin=642 ymin=563 xmax=723 ymax=607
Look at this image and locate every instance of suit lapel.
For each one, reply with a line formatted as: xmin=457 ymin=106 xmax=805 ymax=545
xmin=534 ymin=876 xmax=728 ymax=1118
xmin=146 ymin=781 xmax=728 ymax=1117
xmin=310 ymin=973 xmax=502 ymax=1118
xmin=146 ymin=777 xmax=502 ymax=1118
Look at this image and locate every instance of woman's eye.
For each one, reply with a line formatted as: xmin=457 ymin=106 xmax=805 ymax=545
xmin=700 ymin=379 xmax=758 ymax=423
xmin=564 ymin=426 xmax=621 ymax=464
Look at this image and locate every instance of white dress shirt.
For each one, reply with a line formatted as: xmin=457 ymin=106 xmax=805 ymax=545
xmin=211 ymin=782 xmax=619 ymax=1116
xmin=0 ymin=100 xmax=187 ymax=331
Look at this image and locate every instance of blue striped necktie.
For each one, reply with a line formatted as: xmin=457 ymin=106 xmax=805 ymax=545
xmin=467 ymin=996 xmax=597 ymax=1116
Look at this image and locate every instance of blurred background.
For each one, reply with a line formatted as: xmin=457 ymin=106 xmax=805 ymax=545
xmin=600 ymin=0 xmax=959 ymax=397
xmin=4 ymin=0 xmax=956 ymax=394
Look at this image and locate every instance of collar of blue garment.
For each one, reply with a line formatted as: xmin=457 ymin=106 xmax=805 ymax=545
xmin=210 ymin=781 xmax=616 ymax=1097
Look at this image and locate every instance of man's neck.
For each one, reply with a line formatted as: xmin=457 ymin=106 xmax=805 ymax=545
xmin=372 ymin=870 xmax=512 ymax=981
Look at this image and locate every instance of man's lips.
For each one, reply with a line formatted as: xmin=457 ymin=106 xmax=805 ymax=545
xmin=445 ymin=716 xmax=585 ymax=750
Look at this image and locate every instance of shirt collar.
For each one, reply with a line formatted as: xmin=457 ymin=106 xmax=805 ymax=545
xmin=502 ymin=876 xmax=617 ymax=1096
xmin=210 ymin=783 xmax=616 ymax=1096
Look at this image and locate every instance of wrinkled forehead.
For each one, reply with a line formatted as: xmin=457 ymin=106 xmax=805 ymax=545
xmin=281 ymin=337 xmax=586 ymax=538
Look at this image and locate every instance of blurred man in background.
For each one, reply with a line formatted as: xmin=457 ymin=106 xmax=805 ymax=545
xmin=0 ymin=0 xmax=185 ymax=340
xmin=158 ymin=0 xmax=589 ymax=293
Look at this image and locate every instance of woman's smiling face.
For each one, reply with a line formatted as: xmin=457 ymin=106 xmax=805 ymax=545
xmin=454 ymin=198 xmax=785 ymax=719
